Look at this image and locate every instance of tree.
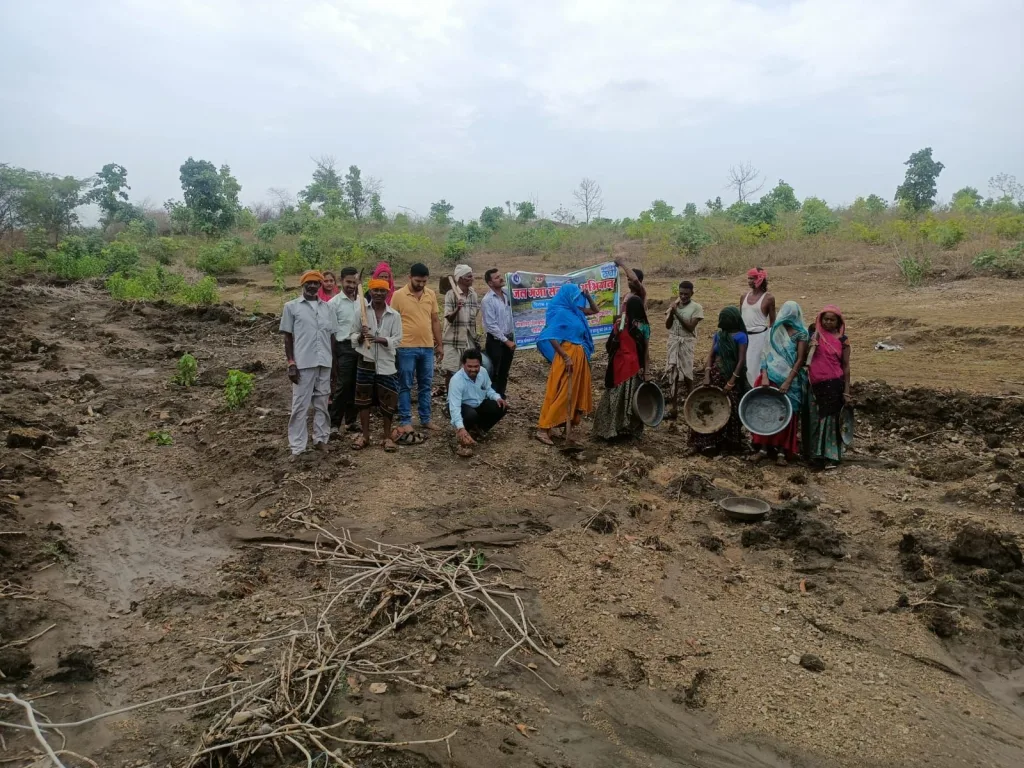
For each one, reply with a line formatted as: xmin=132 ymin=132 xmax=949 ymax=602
xmin=951 ymin=186 xmax=982 ymax=212
xmin=85 ymin=163 xmax=141 ymax=228
xmin=761 ymin=180 xmax=800 ymax=213
xmin=864 ymin=194 xmax=888 ymax=215
xmin=895 ymin=147 xmax=944 ymax=213
xmin=572 ymin=177 xmax=604 ymax=224
xmin=551 ymin=205 xmax=577 ymax=225
xmin=429 ymin=199 xmax=454 ymax=225
xmin=727 ymin=162 xmax=764 ymax=203
xmin=515 ymin=200 xmax=536 ymax=223
xmin=369 ymin=192 xmax=386 ymax=224
xmin=17 ymin=172 xmax=90 ymax=245
xmin=344 ymin=165 xmax=366 ymax=220
xmin=705 ymin=196 xmax=723 ymax=214
xmin=480 ymin=206 xmax=504 ymax=231
xmin=683 ymin=202 xmax=698 ymax=219
xmin=648 ymin=199 xmax=675 ymax=222
xmin=801 ymin=197 xmax=838 ymax=235
xmin=300 ymin=156 xmax=346 ymax=217
xmin=179 ymin=158 xmax=242 ymax=235
xmin=505 ymin=200 xmax=512 ymax=217
xmin=0 ymin=164 xmax=31 ymax=238
xmin=988 ymin=173 xmax=1024 ymax=203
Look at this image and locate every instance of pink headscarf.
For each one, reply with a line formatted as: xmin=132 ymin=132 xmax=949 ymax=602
xmin=371 ymin=262 xmax=395 ymax=304
xmin=746 ymin=267 xmax=767 ymax=289
xmin=809 ymin=305 xmax=847 ymax=384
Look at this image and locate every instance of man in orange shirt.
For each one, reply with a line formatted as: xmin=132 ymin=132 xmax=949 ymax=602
xmin=390 ymin=263 xmax=443 ymax=443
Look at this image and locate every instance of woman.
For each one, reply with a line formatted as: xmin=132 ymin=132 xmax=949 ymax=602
xmin=364 ymin=261 xmax=396 ymax=304
xmin=690 ymin=307 xmax=748 ymax=454
xmin=740 ymin=267 xmax=776 ymax=388
xmin=317 ymin=270 xmax=340 ymax=302
xmin=594 ymin=296 xmax=650 ymax=441
xmin=535 ymin=283 xmax=599 ymax=445
xmin=750 ymin=301 xmax=809 ymax=466
xmin=806 ymin=305 xmax=851 ymax=468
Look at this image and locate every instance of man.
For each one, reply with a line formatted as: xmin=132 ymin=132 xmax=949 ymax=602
xmin=448 ymin=348 xmax=507 ymax=457
xmin=614 ymin=257 xmax=646 ymax=306
xmin=441 ymin=264 xmax=481 ymax=394
xmin=280 ymin=270 xmax=337 ymax=457
xmin=352 ymin=279 xmax=403 ymax=451
xmin=665 ymin=280 xmax=704 ymax=416
xmin=481 ymin=268 xmax=515 ymax=398
xmin=391 ymin=263 xmax=443 ymax=441
xmin=328 ymin=267 xmax=361 ymax=432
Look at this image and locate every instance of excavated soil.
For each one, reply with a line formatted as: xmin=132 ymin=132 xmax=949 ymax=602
xmin=2 ymin=280 xmax=1024 ymax=768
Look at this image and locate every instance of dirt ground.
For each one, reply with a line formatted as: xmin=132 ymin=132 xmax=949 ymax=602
xmin=2 ymin=252 xmax=1024 ymax=767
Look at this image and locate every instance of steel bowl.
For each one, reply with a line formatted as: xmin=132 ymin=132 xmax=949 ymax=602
xmin=683 ymin=386 xmax=731 ymax=434
xmin=840 ymin=405 xmax=855 ymax=446
xmin=739 ymin=386 xmax=793 ymax=437
xmin=718 ymin=496 xmax=771 ymax=521
xmin=632 ymin=381 xmax=665 ymax=427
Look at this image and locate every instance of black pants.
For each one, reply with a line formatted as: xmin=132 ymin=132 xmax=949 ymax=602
xmin=329 ymin=342 xmax=359 ymax=428
xmin=462 ymin=400 xmax=506 ymax=434
xmin=485 ymin=334 xmax=515 ymax=397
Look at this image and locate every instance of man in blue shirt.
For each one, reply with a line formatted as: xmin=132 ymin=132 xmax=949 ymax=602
xmin=448 ymin=348 xmax=507 ymax=455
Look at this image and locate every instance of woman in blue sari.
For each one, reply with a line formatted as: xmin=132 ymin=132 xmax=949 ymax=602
xmin=750 ymin=301 xmax=809 ymax=466
xmin=535 ymin=283 xmax=599 ymax=445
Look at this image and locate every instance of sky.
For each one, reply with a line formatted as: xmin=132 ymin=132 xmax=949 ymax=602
xmin=1 ymin=0 xmax=1022 ymax=221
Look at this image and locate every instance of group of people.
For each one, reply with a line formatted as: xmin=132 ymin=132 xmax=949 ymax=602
xmin=279 ymin=259 xmax=851 ymax=468
xmin=689 ymin=268 xmax=852 ymax=468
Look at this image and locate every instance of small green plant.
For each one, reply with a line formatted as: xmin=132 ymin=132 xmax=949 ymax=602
xmin=196 ymin=237 xmax=245 ymax=275
xmin=224 ymin=369 xmax=255 ymax=410
xmin=147 ymin=429 xmax=173 ymax=446
xmin=897 ymin=254 xmax=930 ymax=287
xmin=672 ymin=218 xmax=713 ymax=256
xmin=972 ymin=241 xmax=1024 ymax=277
xmin=441 ymin=239 xmax=469 ymax=268
xmin=172 ymin=353 xmax=198 ymax=386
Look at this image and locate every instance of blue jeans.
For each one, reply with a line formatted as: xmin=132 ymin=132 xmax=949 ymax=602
xmin=397 ymin=347 xmax=434 ymax=427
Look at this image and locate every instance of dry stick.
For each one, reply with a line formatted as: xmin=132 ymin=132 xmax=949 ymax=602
xmin=0 ymin=532 xmax=27 ymax=536
xmin=0 ymin=694 xmax=65 ymax=767
xmin=1 ymin=622 xmax=56 ymax=649
xmin=509 ymin=658 xmax=560 ymax=692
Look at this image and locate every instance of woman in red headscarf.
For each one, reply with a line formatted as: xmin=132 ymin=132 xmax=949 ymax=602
xmin=317 ymin=271 xmax=340 ymax=302
xmin=364 ymin=262 xmax=396 ymax=304
xmin=806 ymin=305 xmax=851 ymax=468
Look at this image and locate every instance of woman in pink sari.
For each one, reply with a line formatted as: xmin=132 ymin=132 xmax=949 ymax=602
xmin=806 ymin=305 xmax=851 ymax=468
xmin=317 ymin=271 xmax=340 ymax=302
xmin=364 ymin=262 xmax=396 ymax=304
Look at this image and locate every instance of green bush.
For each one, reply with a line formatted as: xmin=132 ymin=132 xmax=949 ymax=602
xmin=298 ymin=235 xmax=323 ymax=269
xmin=178 ymin=277 xmax=220 ymax=305
xmin=441 ymin=239 xmax=469 ymax=268
xmin=994 ymin=214 xmax=1024 ymax=240
xmin=248 ymin=243 xmax=275 ymax=265
xmin=801 ymin=198 xmax=838 ymax=235
xmin=224 ymin=370 xmax=255 ymax=410
xmin=142 ymin=237 xmax=177 ymax=265
xmin=106 ymin=266 xmax=219 ymax=306
xmin=897 ymin=254 xmax=930 ymax=287
xmin=928 ymin=219 xmax=967 ymax=250
xmin=274 ymin=250 xmax=306 ymax=276
xmin=172 ymin=353 xmax=199 ymax=386
xmin=972 ymin=241 xmax=1024 ymax=277
xmin=46 ymin=239 xmax=108 ymax=280
xmin=256 ymin=222 xmax=278 ymax=243
xmin=101 ymin=241 xmax=141 ymax=275
xmin=196 ymin=238 xmax=245 ymax=275
xmin=672 ymin=219 xmax=712 ymax=256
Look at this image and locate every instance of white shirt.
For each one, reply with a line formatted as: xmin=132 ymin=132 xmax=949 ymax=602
xmin=352 ymin=303 xmax=403 ymax=375
xmin=328 ymin=292 xmax=361 ymax=342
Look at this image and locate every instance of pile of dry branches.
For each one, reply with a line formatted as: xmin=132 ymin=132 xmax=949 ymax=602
xmin=186 ymin=523 xmax=556 ymax=766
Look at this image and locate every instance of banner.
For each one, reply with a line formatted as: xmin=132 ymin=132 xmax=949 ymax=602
xmin=505 ymin=262 xmax=620 ymax=350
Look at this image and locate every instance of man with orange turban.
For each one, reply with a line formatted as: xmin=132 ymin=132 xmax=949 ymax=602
xmin=280 ymin=271 xmax=338 ymax=458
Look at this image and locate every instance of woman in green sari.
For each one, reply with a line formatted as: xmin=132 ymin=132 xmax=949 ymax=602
xmin=689 ymin=307 xmax=748 ymax=454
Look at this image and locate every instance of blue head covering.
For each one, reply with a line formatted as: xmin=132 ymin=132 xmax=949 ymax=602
xmin=535 ymin=283 xmax=595 ymax=363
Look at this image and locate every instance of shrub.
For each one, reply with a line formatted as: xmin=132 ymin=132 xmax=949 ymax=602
xmin=298 ymin=235 xmax=323 ymax=269
xmin=847 ymin=222 xmax=884 ymax=245
xmin=897 ymin=254 xmax=930 ymax=287
xmin=143 ymin=237 xmax=177 ymax=265
xmin=248 ymin=243 xmax=275 ymax=265
xmin=147 ymin=429 xmax=173 ymax=446
xmin=172 ymin=353 xmax=198 ymax=386
xmin=928 ymin=219 xmax=966 ymax=250
xmin=105 ymin=266 xmax=219 ymax=306
xmin=178 ymin=277 xmax=220 ymax=306
xmin=994 ymin=214 xmax=1024 ymax=240
xmin=274 ymin=250 xmax=306 ymax=276
xmin=801 ymin=197 xmax=838 ymax=235
xmin=672 ymin=219 xmax=713 ymax=257
xmin=101 ymin=241 xmax=141 ymax=275
xmin=510 ymin=229 xmax=541 ymax=255
xmin=256 ymin=222 xmax=278 ymax=243
xmin=196 ymin=238 xmax=245 ymax=275
xmin=441 ymin=239 xmax=469 ymax=268
xmin=46 ymin=243 xmax=108 ymax=280
xmin=972 ymin=241 xmax=1024 ymax=277
xmin=224 ymin=369 xmax=255 ymax=410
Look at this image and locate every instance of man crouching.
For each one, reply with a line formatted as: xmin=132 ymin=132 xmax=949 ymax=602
xmin=447 ymin=348 xmax=507 ymax=457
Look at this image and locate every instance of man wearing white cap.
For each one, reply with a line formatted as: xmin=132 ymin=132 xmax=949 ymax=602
xmin=441 ymin=264 xmax=481 ymax=395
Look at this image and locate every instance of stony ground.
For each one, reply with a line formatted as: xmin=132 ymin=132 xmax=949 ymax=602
xmin=1 ymin=260 xmax=1023 ymax=767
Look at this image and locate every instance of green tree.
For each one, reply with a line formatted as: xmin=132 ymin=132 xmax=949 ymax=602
xmin=515 ymin=200 xmax=536 ymax=222
xmin=85 ymin=163 xmax=139 ymax=228
xmin=18 ymin=172 xmax=90 ymax=245
xmin=179 ymin=158 xmax=241 ymax=235
xmin=369 ymin=192 xmax=386 ymax=224
xmin=345 ymin=165 xmax=365 ymax=220
xmin=801 ymin=197 xmax=838 ymax=235
xmin=683 ymin=202 xmax=698 ymax=219
xmin=895 ymin=147 xmax=944 ymax=213
xmin=430 ymin=199 xmax=455 ymax=225
xmin=950 ymin=186 xmax=982 ymax=212
xmin=672 ymin=218 xmax=712 ymax=256
xmin=300 ymin=156 xmax=350 ymax=218
xmin=480 ymin=206 xmax=504 ymax=231
xmin=762 ymin=180 xmax=800 ymax=213
xmin=648 ymin=199 xmax=675 ymax=222
xmin=705 ymin=196 xmax=723 ymax=214
xmin=0 ymin=164 xmax=31 ymax=238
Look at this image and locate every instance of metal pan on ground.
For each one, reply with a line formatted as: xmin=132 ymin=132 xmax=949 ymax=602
xmin=632 ymin=381 xmax=665 ymax=427
xmin=718 ymin=496 xmax=771 ymax=521
xmin=683 ymin=386 xmax=731 ymax=434
xmin=738 ymin=386 xmax=793 ymax=437
xmin=841 ymin=405 xmax=855 ymax=446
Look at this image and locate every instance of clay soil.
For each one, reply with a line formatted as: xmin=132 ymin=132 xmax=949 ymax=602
xmin=2 ymin=255 xmax=1024 ymax=767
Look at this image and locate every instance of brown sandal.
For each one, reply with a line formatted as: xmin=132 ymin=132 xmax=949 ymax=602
xmin=352 ymin=435 xmax=369 ymax=451
xmin=382 ymin=438 xmax=398 ymax=452
xmin=535 ymin=430 xmax=554 ymax=446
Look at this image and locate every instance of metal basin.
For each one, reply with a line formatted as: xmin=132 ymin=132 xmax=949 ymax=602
xmin=683 ymin=386 xmax=731 ymax=434
xmin=632 ymin=381 xmax=665 ymax=427
xmin=739 ymin=386 xmax=793 ymax=437
xmin=718 ymin=496 xmax=771 ymax=521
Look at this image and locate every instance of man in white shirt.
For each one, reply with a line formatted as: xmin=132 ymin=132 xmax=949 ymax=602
xmin=280 ymin=271 xmax=338 ymax=457
xmin=448 ymin=348 xmax=507 ymax=457
xmin=328 ymin=267 xmax=362 ymax=433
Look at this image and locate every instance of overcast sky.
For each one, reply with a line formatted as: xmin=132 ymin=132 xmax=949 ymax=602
xmin=2 ymin=0 xmax=1021 ymax=220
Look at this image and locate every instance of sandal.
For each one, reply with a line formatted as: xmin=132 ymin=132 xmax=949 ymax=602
xmin=396 ymin=431 xmax=426 ymax=446
xmin=748 ymin=451 xmax=766 ymax=463
xmin=535 ymin=431 xmax=554 ymax=446
xmin=382 ymin=439 xmax=398 ymax=452
xmin=776 ymin=455 xmax=789 ymax=467
xmin=352 ymin=435 xmax=368 ymax=451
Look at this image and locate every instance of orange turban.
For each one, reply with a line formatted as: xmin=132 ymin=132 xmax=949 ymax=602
xmin=300 ymin=270 xmax=324 ymax=285
xmin=368 ymin=279 xmax=390 ymax=291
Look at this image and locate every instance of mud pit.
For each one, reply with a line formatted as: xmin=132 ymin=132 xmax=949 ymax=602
xmin=2 ymin=281 xmax=1024 ymax=767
